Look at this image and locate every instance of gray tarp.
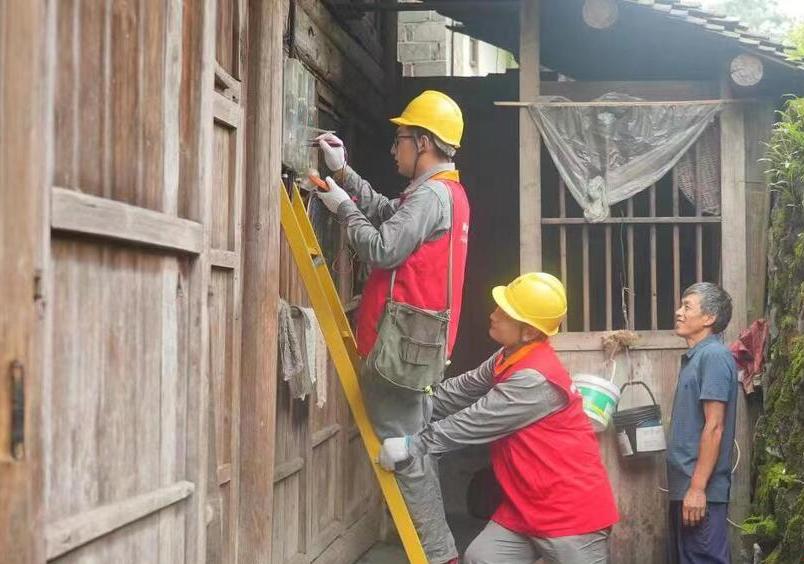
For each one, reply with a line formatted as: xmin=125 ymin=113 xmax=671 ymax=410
xmin=528 ymin=93 xmax=722 ymax=222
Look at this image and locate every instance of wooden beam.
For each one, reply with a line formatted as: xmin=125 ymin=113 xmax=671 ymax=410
xmin=51 ymin=187 xmax=203 ymax=253
xmin=210 ymin=249 xmax=240 ymax=270
xmin=541 ymin=216 xmax=720 ymax=225
xmin=311 ymin=423 xmax=341 ymax=448
xmin=720 ymin=95 xmax=748 ymax=341
xmin=238 ymin=1 xmax=284 ymax=561
xmin=213 ymin=90 xmax=242 ymax=128
xmin=273 ymin=457 xmax=305 ymax=483
xmin=519 ymin=0 xmax=541 ymax=272
xmin=44 ymin=481 xmax=194 ymax=560
xmin=214 ymin=62 xmax=242 ymax=102
xmin=540 ymin=80 xmax=718 ymax=101
xmin=552 ymin=331 xmax=686 ymax=352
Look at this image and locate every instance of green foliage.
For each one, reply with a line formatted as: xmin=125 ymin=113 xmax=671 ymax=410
xmin=787 ymin=23 xmax=804 ymax=61
xmin=754 ymin=97 xmax=804 ymax=562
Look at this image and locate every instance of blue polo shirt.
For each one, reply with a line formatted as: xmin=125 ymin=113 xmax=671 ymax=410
xmin=666 ymin=335 xmax=738 ymax=503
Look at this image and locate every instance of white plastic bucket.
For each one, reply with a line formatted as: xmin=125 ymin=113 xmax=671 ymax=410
xmin=573 ymin=373 xmax=621 ymax=433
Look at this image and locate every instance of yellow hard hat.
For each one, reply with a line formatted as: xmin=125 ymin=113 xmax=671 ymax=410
xmin=390 ymin=90 xmax=464 ymax=148
xmin=492 ymin=273 xmax=567 ymax=336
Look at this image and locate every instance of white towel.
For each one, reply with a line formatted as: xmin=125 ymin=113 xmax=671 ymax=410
xmin=298 ymin=306 xmax=328 ymax=407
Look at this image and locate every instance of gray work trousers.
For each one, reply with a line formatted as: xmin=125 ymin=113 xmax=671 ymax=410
xmin=464 ymin=521 xmax=610 ymax=564
xmin=359 ymin=362 xmax=458 ymax=564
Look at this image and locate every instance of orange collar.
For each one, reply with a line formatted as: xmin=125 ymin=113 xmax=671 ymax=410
xmin=432 ymin=169 xmax=460 ymax=182
xmin=494 ymin=341 xmax=544 ymax=376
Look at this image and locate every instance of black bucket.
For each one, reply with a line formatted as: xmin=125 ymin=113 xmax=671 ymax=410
xmin=612 ymin=381 xmax=666 ymax=458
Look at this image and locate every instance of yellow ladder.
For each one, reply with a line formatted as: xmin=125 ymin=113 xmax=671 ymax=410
xmin=279 ymin=182 xmax=427 ymax=564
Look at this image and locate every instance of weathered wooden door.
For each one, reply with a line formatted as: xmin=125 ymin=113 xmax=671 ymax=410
xmin=32 ymin=1 xmax=247 ymax=562
xmin=1 ymin=2 xmax=46 ymax=562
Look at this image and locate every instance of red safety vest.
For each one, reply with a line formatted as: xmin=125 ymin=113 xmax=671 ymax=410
xmin=355 ymin=170 xmax=470 ymax=358
xmin=491 ymin=341 xmax=620 ymax=538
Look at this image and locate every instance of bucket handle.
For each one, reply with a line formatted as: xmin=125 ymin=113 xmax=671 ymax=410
xmin=617 ymin=381 xmax=659 ymax=409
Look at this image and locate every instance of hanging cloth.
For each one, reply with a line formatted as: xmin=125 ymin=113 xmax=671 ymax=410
xmin=297 ymin=306 xmax=329 ymax=407
xmin=278 ymin=298 xmax=312 ymax=400
xmin=527 ymin=93 xmax=722 ymax=222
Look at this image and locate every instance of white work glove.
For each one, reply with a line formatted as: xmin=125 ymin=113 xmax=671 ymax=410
xmin=316 ymin=133 xmax=347 ymax=172
xmin=316 ymin=176 xmax=351 ymax=214
xmin=378 ymin=437 xmax=411 ymax=471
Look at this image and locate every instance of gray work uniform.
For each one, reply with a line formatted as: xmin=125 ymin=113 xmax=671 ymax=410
xmin=410 ymin=350 xmax=611 ymax=564
xmin=334 ymin=163 xmax=458 ymax=563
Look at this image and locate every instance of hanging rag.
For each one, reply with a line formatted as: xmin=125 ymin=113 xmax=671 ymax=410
xmin=729 ymin=319 xmax=769 ymax=394
xmin=278 ymin=298 xmax=313 ymax=400
xmin=527 ymin=93 xmax=723 ymax=222
xmin=297 ymin=306 xmax=329 ymax=407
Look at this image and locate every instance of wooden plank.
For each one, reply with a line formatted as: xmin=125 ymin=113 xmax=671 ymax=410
xmin=650 ymin=185 xmax=658 ymax=330
xmin=673 ymin=173 xmax=681 ymax=307
xmin=0 ymin=0 xmax=46 ymax=561
xmin=213 ymin=90 xmax=242 ymax=128
xmin=210 ymin=249 xmax=239 ymax=269
xmin=559 ymin=180 xmax=567 ymax=331
xmin=217 ymin=463 xmax=232 ymax=486
xmin=312 ymin=423 xmax=341 ymax=448
xmin=44 ymin=481 xmax=195 ymax=560
xmin=274 ymin=457 xmax=305 ymax=484
xmin=605 ymin=226 xmax=612 ymax=330
xmin=310 ymin=505 xmax=381 ymax=564
xmin=627 ymin=199 xmax=635 ymax=329
xmin=744 ymin=102 xmax=775 ymax=322
xmin=295 ymin=0 xmax=385 ymax=90
xmin=538 ymin=80 xmax=720 ymax=102
xmin=215 ymin=62 xmax=242 ymax=102
xmin=541 ymin=216 xmax=720 ymax=225
xmin=519 ymin=0 xmax=541 ymax=271
xmin=238 ymin=1 xmax=284 ymax=561
xmin=183 ymin=1 xmax=216 ymax=562
xmin=291 ymin=5 xmax=385 ymax=125
xmin=720 ymin=97 xmax=748 ymax=340
xmin=159 ymin=4 xmax=185 ymax=564
xmin=582 ymin=224 xmax=590 ymax=332
xmin=552 ymin=331 xmax=687 ymax=352
xmin=51 ymin=187 xmax=203 ymax=253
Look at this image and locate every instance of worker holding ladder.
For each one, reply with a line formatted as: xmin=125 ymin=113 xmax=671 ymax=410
xmin=314 ymin=90 xmax=470 ymax=564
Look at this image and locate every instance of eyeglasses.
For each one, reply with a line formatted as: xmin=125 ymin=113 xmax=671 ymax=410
xmin=391 ymin=134 xmax=416 ymax=150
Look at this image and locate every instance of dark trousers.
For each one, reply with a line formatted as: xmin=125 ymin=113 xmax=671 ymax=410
xmin=669 ymin=501 xmax=730 ymax=564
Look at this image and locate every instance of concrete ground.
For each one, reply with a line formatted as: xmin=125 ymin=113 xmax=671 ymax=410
xmin=355 ymin=511 xmax=487 ymax=563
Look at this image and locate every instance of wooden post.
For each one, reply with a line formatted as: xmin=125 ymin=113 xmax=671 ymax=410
xmin=238 ymin=1 xmax=284 ymax=562
xmin=519 ymin=0 xmax=541 ymax=272
xmin=719 ymin=93 xmax=747 ymax=342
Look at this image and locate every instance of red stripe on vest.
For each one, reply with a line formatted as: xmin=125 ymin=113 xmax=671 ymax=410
xmin=490 ymin=342 xmax=620 ymax=538
xmin=356 ymin=178 xmax=470 ymax=358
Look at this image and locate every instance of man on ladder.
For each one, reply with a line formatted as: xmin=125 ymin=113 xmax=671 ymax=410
xmin=314 ymin=90 xmax=470 ymax=564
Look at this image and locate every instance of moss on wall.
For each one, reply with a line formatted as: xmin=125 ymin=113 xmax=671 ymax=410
xmin=749 ymin=98 xmax=804 ymax=563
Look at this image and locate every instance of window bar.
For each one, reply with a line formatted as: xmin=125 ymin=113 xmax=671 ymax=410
xmin=695 ymin=176 xmax=703 ymax=282
xmin=627 ymin=198 xmax=635 ymax=329
xmin=650 ymin=184 xmax=658 ymax=330
xmin=605 ymin=225 xmax=613 ymax=330
xmin=583 ymin=223 xmax=590 ymax=332
xmin=559 ymin=180 xmax=568 ymax=331
xmin=673 ymin=173 xmax=681 ymax=307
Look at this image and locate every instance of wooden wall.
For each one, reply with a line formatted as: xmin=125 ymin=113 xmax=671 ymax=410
xmin=268 ymin=2 xmax=398 ymax=564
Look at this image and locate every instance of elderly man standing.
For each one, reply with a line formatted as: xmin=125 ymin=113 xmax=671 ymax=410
xmin=668 ymin=282 xmax=738 ymax=564
xmin=315 ymin=90 xmax=470 ymax=564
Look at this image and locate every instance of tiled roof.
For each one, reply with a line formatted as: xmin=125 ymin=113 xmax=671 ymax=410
xmin=621 ymin=0 xmax=804 ymax=71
